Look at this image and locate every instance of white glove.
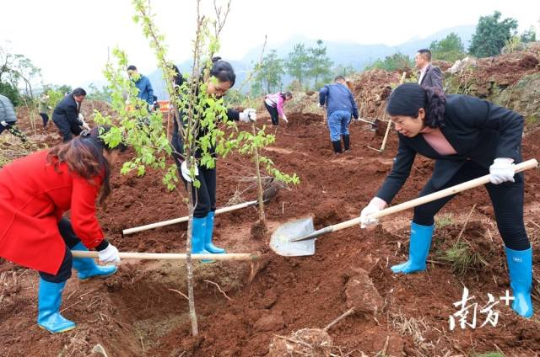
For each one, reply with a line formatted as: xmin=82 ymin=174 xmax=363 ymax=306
xmin=0 ymin=121 xmax=7 ymax=127
xmin=98 ymin=243 xmax=121 ymax=265
xmin=282 ymin=115 xmax=289 ymax=123
xmin=239 ymin=108 xmax=257 ymax=122
xmin=181 ymin=161 xmax=199 ymax=182
xmin=489 ymin=158 xmax=515 ymax=185
xmin=360 ymin=198 xmax=387 ymax=229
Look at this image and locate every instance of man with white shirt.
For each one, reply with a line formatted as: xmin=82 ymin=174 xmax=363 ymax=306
xmin=415 ymin=49 xmax=444 ymax=91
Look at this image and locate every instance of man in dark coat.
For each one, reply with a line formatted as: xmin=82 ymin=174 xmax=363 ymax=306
xmin=415 ymin=49 xmax=444 ymax=91
xmin=52 ymin=88 xmax=88 ymax=142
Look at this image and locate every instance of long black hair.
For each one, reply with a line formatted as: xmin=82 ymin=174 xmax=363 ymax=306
xmin=386 ymin=83 xmax=447 ymax=128
xmin=171 ymin=64 xmax=184 ymax=87
xmin=281 ymin=91 xmax=292 ymax=100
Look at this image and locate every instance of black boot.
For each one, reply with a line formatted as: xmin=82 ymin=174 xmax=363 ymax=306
xmin=332 ymin=140 xmax=342 ymax=154
xmin=343 ymin=135 xmax=350 ymax=151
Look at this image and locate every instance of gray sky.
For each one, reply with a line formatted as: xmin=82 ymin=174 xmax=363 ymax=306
xmin=1 ymin=0 xmax=539 ymax=88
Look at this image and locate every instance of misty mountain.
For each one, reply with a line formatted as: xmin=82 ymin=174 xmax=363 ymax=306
xmin=148 ymin=24 xmax=475 ymax=99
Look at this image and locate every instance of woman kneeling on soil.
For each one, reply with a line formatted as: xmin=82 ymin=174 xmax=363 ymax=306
xmin=171 ymin=57 xmax=257 ymax=257
xmin=0 ymin=127 xmax=123 ymax=333
xmin=360 ymin=83 xmax=533 ymax=318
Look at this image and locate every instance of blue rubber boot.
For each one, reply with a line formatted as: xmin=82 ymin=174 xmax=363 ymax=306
xmin=192 ymin=217 xmax=214 ymax=263
xmin=391 ymin=222 xmax=435 ymax=274
xmin=204 ymin=212 xmax=225 ymax=254
xmin=71 ymin=242 xmax=117 ymax=280
xmin=505 ymin=247 xmax=534 ymax=318
xmin=37 ymin=278 xmax=76 ymax=333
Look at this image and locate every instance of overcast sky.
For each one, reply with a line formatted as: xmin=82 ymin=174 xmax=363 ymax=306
xmin=1 ymin=0 xmax=539 ymax=88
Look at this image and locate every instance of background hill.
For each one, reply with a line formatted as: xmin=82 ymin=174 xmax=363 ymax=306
xmin=148 ymin=25 xmax=475 ymax=99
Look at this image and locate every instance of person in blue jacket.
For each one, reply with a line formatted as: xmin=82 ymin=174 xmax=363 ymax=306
xmin=127 ymin=65 xmax=155 ymax=107
xmin=360 ymin=83 xmax=533 ymax=319
xmin=319 ymin=76 xmax=359 ymax=153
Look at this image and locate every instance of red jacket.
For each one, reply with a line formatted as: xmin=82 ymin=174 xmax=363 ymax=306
xmin=0 ymin=150 xmax=105 ymax=274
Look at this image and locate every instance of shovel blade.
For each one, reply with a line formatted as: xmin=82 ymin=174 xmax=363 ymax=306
xmin=270 ymin=217 xmax=316 ymax=256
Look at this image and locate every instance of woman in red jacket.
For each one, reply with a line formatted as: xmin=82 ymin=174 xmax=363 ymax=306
xmin=0 ymin=127 xmax=123 ymax=333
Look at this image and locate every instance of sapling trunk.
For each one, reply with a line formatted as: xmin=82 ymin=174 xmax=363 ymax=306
xmin=246 ymin=36 xmax=268 ymax=226
xmin=252 ymin=122 xmax=266 ymax=225
xmin=185 ymin=181 xmax=198 ymax=336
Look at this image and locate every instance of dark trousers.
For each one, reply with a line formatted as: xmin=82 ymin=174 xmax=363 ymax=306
xmin=39 ymin=218 xmax=82 ymax=283
xmin=39 ymin=113 xmax=49 ymax=127
xmin=52 ymin=117 xmax=82 ymax=142
xmin=171 ymin=119 xmax=217 ymax=218
xmin=413 ymin=161 xmax=530 ymax=250
xmin=264 ymin=102 xmax=279 ymax=126
xmin=0 ymin=122 xmax=27 ymax=142
xmin=177 ymin=164 xmax=217 ymax=218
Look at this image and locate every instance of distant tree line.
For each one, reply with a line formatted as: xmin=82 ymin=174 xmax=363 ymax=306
xmin=250 ymin=39 xmax=356 ymax=95
xmin=365 ymin=11 xmax=536 ymax=72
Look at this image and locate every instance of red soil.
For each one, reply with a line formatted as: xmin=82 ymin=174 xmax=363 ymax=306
xmin=1 ymin=108 xmax=540 ymax=356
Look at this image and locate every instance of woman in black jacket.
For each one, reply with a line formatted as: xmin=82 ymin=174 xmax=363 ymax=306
xmin=171 ymin=57 xmax=256 ymax=257
xmin=360 ymin=83 xmax=533 ymax=318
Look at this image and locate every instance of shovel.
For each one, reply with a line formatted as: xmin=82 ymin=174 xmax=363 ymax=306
xmin=270 ymin=159 xmax=538 ymax=257
xmin=123 ymin=184 xmax=279 ymax=235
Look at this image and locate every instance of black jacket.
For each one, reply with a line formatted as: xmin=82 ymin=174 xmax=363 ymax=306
xmin=172 ymin=105 xmax=240 ymax=159
xmin=419 ymin=64 xmax=444 ymax=91
xmin=52 ymin=95 xmax=82 ymax=127
xmin=376 ymin=95 xmax=524 ymax=204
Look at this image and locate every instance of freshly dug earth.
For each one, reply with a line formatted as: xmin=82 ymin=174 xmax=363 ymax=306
xmin=1 ymin=108 xmax=540 ymax=356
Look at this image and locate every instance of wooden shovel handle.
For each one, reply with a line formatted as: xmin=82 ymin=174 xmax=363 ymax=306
xmin=379 ymin=72 xmax=407 ymax=152
xmin=122 ymin=200 xmax=258 ymax=235
xmin=72 ymin=250 xmax=260 ymax=261
xmin=302 ymin=159 xmax=538 ymax=239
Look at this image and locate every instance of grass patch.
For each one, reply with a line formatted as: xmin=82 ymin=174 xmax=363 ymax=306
xmin=435 ymin=214 xmax=454 ymax=229
xmin=441 ymin=241 xmax=488 ymax=277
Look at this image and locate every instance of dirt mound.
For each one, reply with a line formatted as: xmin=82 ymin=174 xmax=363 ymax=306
xmin=446 ymin=47 xmax=540 ymax=106
xmin=349 ymin=69 xmax=403 ymax=122
xmin=287 ymin=112 xmax=324 ymax=127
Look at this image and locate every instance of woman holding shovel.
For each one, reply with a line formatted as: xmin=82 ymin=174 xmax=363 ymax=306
xmin=360 ymin=83 xmax=533 ymax=318
xmin=0 ymin=127 xmax=123 ymax=333
xmin=171 ymin=57 xmax=257 ymax=257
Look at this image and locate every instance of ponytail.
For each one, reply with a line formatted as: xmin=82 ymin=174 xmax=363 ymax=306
xmin=423 ymin=87 xmax=446 ymax=128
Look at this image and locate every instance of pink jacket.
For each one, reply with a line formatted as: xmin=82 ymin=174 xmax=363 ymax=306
xmin=265 ymin=93 xmax=286 ymax=117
